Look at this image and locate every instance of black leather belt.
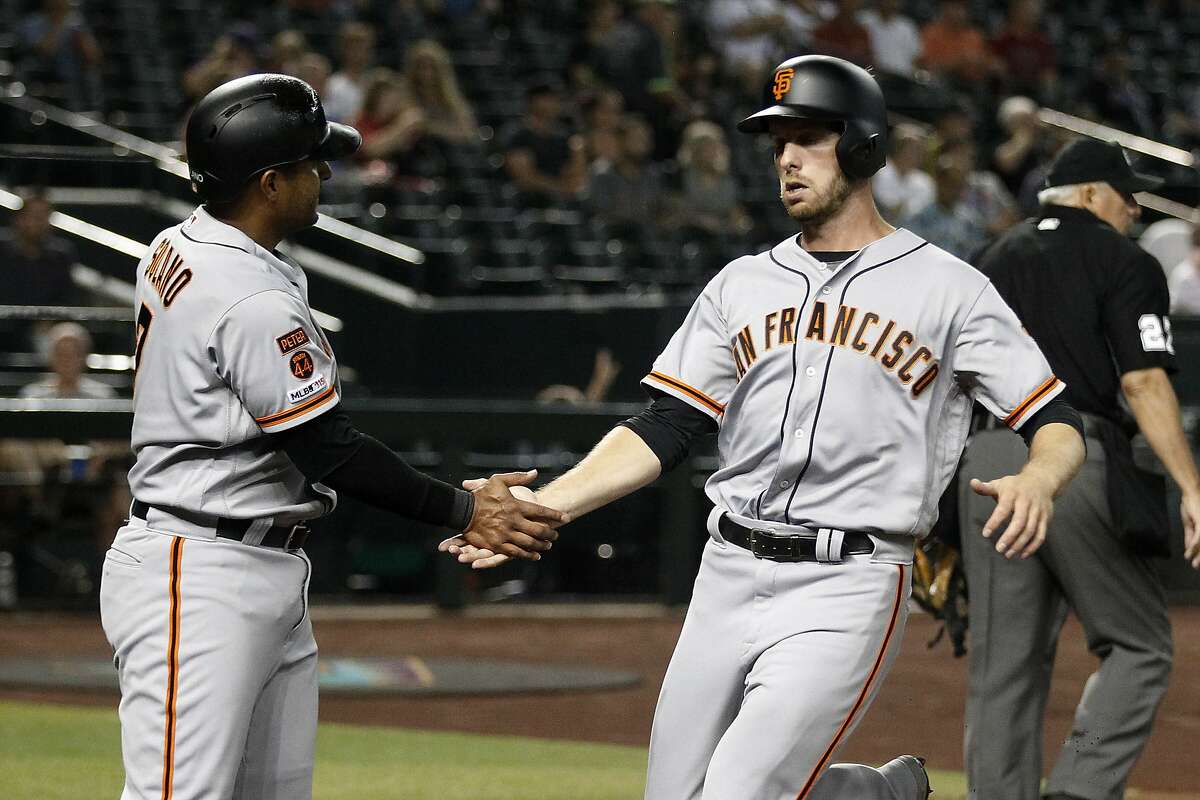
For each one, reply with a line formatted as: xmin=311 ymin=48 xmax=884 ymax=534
xmin=719 ymin=514 xmax=874 ymax=562
xmin=131 ymin=500 xmax=310 ymax=551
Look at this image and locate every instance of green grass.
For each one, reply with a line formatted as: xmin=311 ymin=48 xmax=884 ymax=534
xmin=0 ymin=700 xmax=970 ymax=799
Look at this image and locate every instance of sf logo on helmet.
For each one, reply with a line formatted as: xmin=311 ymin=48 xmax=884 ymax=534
xmin=772 ymin=68 xmax=795 ymax=101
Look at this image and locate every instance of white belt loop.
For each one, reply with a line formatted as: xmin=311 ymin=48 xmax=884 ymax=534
xmin=815 ymin=528 xmax=846 ymax=563
xmin=241 ymin=519 xmax=272 ymax=547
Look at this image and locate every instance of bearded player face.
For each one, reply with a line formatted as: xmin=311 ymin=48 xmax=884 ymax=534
xmin=769 ymin=118 xmax=854 ymax=226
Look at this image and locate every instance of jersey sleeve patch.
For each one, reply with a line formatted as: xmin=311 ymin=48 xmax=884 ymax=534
xmin=1004 ymin=375 xmax=1064 ymax=429
xmin=644 ymin=371 xmax=726 ymax=417
xmin=289 ymin=350 xmax=315 ymax=380
xmin=256 ymin=385 xmax=337 ymax=429
xmin=277 ymin=327 xmax=311 ymax=354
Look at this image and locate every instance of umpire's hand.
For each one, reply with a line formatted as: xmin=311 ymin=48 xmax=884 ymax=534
xmin=461 ymin=470 xmax=567 ymax=561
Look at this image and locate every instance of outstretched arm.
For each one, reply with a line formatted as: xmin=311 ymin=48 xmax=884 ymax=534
xmin=969 ymin=421 xmax=1085 ymax=559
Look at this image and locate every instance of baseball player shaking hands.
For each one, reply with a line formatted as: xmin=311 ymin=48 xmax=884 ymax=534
xmin=100 ymin=74 xmax=566 ymax=800
xmin=445 ymin=56 xmax=1087 ymax=800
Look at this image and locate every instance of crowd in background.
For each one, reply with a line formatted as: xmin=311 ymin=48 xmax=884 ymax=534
xmin=9 ymin=0 xmax=1200 ymax=308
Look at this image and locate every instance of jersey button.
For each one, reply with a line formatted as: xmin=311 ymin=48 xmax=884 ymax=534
xmin=821 ymin=286 xmax=833 ymax=295
xmin=794 ymin=429 xmax=805 ymax=438
xmin=779 ymin=480 xmax=790 ymax=489
xmin=805 ymin=366 xmax=816 ymax=377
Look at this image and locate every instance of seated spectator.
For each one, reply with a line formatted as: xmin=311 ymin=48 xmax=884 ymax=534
xmin=3 ymin=191 xmax=79 ymax=307
xmin=858 ymin=0 xmax=920 ymax=77
xmin=991 ymin=0 xmax=1057 ymax=99
xmin=21 ymin=323 xmax=115 ymax=400
xmin=919 ymin=0 xmax=998 ymax=86
xmin=675 ymin=121 xmax=751 ymax=240
xmin=323 ymin=22 xmax=376 ymax=123
xmin=992 ymin=96 xmax=1044 ymax=197
xmin=269 ymin=29 xmax=309 ymax=74
xmin=810 ymin=0 xmax=873 ymax=67
xmin=290 ymin=52 xmax=332 ymax=98
xmin=873 ymin=124 xmax=935 ymax=222
xmin=501 ymin=82 xmax=588 ymax=207
xmin=902 ymin=153 xmax=988 ymax=261
xmin=17 ymin=0 xmax=104 ymax=111
xmin=781 ymin=0 xmax=833 ymax=47
xmin=945 ymin=140 xmax=1020 ymax=235
xmin=580 ymin=89 xmax=626 ymax=170
xmin=608 ymin=0 xmax=690 ymax=159
xmin=1084 ymin=48 xmax=1158 ymax=137
xmin=568 ymin=0 xmax=626 ymax=91
xmin=587 ymin=115 xmax=667 ymax=233
xmin=707 ymin=0 xmax=786 ymax=93
xmin=353 ymin=68 xmax=426 ymax=182
xmin=402 ymin=40 xmax=478 ymax=145
xmin=1170 ymin=226 xmax=1200 ymax=316
xmin=257 ymin=0 xmax=356 ymax=59
xmin=183 ymin=23 xmax=262 ymax=102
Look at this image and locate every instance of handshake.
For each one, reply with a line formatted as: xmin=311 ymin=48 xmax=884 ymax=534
xmin=438 ymin=469 xmax=565 ymax=570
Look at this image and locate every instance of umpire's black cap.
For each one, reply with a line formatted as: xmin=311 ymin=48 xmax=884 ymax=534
xmin=1044 ymin=139 xmax=1163 ymax=194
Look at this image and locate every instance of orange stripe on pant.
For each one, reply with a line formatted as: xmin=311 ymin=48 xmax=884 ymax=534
xmin=161 ymin=536 xmax=184 ymax=800
xmin=795 ymin=564 xmax=907 ymax=800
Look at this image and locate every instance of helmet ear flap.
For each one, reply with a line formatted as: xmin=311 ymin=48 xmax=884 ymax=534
xmin=836 ymin=123 xmax=885 ymax=181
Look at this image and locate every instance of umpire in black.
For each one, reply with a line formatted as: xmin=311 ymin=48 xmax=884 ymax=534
xmin=959 ymin=139 xmax=1200 ymax=800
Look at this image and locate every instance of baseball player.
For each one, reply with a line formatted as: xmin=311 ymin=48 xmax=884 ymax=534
xmin=444 ymin=55 xmax=1087 ymax=799
xmin=99 ymin=74 xmax=566 ymax=800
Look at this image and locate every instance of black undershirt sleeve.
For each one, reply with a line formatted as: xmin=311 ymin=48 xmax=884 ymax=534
xmin=1017 ymin=397 xmax=1085 ymax=448
xmin=271 ymin=405 xmax=475 ymax=531
xmin=618 ymin=393 xmax=718 ymax=472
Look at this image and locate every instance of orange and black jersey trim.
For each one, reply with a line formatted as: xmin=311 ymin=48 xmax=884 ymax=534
xmin=645 ymin=371 xmax=726 ymax=417
xmin=255 ymin=386 xmax=337 ymax=429
xmin=1004 ymin=375 xmax=1061 ymax=429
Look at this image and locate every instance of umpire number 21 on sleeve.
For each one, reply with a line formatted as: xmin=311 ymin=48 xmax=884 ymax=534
xmin=1138 ymin=314 xmax=1174 ymax=354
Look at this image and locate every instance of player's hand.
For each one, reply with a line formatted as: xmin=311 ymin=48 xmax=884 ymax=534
xmin=437 ymin=536 xmax=511 ymax=570
xmin=970 ymin=473 xmax=1054 ymax=559
xmin=1181 ymin=490 xmax=1200 ymax=569
xmin=461 ymin=471 xmax=567 ymax=561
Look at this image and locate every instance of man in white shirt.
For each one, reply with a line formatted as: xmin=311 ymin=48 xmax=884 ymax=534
xmin=873 ymin=123 xmax=934 ymax=221
xmin=858 ymin=0 xmax=921 ymax=76
xmin=21 ymin=322 xmax=116 ymax=400
xmin=1170 ymin=225 xmax=1200 ymax=315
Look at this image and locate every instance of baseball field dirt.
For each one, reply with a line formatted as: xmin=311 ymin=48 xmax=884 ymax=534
xmin=2 ymin=606 xmax=1197 ymax=795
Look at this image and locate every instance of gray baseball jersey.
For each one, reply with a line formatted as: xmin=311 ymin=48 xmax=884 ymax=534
xmin=644 ymin=228 xmax=1063 ymax=537
xmin=127 ymin=206 xmax=341 ymax=524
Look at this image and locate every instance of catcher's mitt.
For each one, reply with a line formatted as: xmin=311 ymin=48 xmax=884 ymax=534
xmin=911 ymin=538 xmax=968 ymax=657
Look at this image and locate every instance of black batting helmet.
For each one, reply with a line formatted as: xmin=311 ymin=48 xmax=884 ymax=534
xmin=737 ymin=55 xmax=888 ymax=180
xmin=185 ymin=73 xmax=361 ymax=202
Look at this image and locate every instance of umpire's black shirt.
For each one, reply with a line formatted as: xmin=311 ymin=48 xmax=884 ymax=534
xmin=975 ymin=204 xmax=1176 ymax=428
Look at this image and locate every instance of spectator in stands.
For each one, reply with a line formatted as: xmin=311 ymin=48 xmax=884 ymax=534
xmin=992 ymin=96 xmax=1044 ymax=197
xmin=608 ymin=0 xmax=690 ymax=159
xmin=873 ymin=123 xmax=935 ymax=222
xmin=947 ymin=139 xmax=1020 ymax=236
xmin=1170 ymin=226 xmax=1200 ymax=316
xmin=991 ymin=0 xmax=1057 ymax=99
xmin=323 ymin=22 xmax=376 ymax=123
xmin=903 ymin=152 xmax=988 ymax=261
xmin=269 ymin=29 xmax=309 ymax=75
xmin=3 ymin=191 xmax=78 ymax=307
xmin=810 ymin=0 xmax=874 ymax=67
xmin=290 ymin=52 xmax=332 ymax=98
xmin=353 ymin=68 xmax=426 ymax=183
xmin=858 ymin=0 xmax=920 ymax=77
xmin=502 ymin=82 xmax=588 ymax=207
xmin=1085 ymin=48 xmax=1158 ymax=137
xmin=402 ymin=40 xmax=478 ymax=145
xmin=21 ymin=323 xmax=115 ymax=400
xmin=707 ymin=0 xmax=786 ymax=93
xmin=675 ymin=120 xmax=751 ymax=241
xmin=580 ymin=89 xmax=625 ymax=170
xmin=183 ymin=23 xmax=262 ymax=102
xmin=781 ymin=0 xmax=833 ymax=48
xmin=17 ymin=0 xmax=104 ymax=112
xmin=919 ymin=0 xmax=998 ymax=86
xmin=258 ymin=0 xmax=356 ymax=59
xmin=587 ymin=115 xmax=667 ymax=235
xmin=568 ymin=0 xmax=625 ymax=91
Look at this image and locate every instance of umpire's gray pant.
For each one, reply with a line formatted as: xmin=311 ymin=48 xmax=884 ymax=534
xmin=959 ymin=428 xmax=1172 ymax=800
